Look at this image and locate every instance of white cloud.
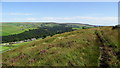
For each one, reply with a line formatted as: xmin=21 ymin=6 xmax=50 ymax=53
xmin=3 ymin=16 xmax=118 ymax=26
xmin=0 ymin=12 xmax=2 ymax=15
xmin=39 ymin=16 xmax=118 ymax=25
xmin=79 ymin=16 xmax=118 ymax=21
xmin=25 ymin=18 xmax=37 ymax=20
xmin=41 ymin=17 xmax=76 ymax=20
xmin=6 ymin=13 xmax=32 ymax=15
xmin=40 ymin=16 xmax=117 ymax=21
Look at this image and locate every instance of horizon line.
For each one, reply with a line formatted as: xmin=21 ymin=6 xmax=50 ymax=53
xmin=0 ymin=22 xmax=118 ymax=26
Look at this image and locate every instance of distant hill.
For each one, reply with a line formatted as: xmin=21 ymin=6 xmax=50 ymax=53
xmin=2 ymin=25 xmax=74 ymax=43
xmin=1 ymin=22 xmax=94 ymax=36
xmin=2 ymin=26 xmax=120 ymax=66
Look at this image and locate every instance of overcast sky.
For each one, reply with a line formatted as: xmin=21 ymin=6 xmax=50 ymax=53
xmin=1 ymin=2 xmax=118 ymax=26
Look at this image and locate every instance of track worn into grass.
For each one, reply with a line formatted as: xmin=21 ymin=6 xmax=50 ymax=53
xmin=95 ymin=30 xmax=119 ymax=67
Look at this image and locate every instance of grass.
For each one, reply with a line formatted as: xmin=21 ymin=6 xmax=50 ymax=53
xmin=1 ymin=23 xmax=94 ymax=36
xmin=1 ymin=23 xmax=38 ymax=36
xmin=96 ymin=27 xmax=120 ymax=66
xmin=0 ymin=38 xmax=42 ymax=53
xmin=2 ymin=26 xmax=120 ymax=66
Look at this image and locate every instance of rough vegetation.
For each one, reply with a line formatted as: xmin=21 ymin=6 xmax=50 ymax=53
xmin=2 ymin=26 xmax=120 ymax=67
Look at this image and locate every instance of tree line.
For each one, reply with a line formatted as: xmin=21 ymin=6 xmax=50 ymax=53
xmin=1 ymin=26 xmax=74 ymax=43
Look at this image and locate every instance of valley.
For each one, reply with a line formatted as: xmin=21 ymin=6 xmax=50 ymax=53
xmin=1 ymin=24 xmax=120 ymax=67
xmin=1 ymin=2 xmax=119 ymax=67
xmin=0 ymin=23 xmax=94 ymax=53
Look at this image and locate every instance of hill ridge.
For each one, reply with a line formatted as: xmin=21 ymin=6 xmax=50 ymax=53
xmin=2 ymin=26 xmax=120 ymax=66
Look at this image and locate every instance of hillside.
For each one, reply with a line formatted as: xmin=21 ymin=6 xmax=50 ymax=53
xmin=2 ymin=26 xmax=120 ymax=67
xmin=2 ymin=25 xmax=73 ymax=43
xmin=1 ymin=23 xmax=94 ymax=36
xmin=1 ymin=23 xmax=38 ymax=36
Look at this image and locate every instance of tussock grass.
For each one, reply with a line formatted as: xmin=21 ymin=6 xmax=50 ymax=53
xmin=2 ymin=26 xmax=120 ymax=66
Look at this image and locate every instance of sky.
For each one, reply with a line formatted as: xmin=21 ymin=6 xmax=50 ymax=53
xmin=1 ymin=0 xmax=119 ymax=2
xmin=1 ymin=2 xmax=118 ymax=26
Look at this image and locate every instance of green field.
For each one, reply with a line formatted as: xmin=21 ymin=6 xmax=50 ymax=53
xmin=1 ymin=23 xmax=39 ymax=36
xmin=2 ymin=26 xmax=120 ymax=66
xmin=1 ymin=23 xmax=94 ymax=36
xmin=0 ymin=38 xmax=42 ymax=53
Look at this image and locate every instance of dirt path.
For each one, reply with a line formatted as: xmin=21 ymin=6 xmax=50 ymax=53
xmin=95 ymin=30 xmax=120 ymax=67
xmin=95 ymin=31 xmax=109 ymax=67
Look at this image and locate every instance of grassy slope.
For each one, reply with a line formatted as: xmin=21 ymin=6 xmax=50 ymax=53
xmin=0 ymin=38 xmax=42 ymax=53
xmin=2 ymin=26 xmax=120 ymax=66
xmin=2 ymin=25 xmax=24 ymax=36
xmin=1 ymin=23 xmax=94 ymax=36
xmin=1 ymin=23 xmax=38 ymax=36
xmin=96 ymin=27 xmax=120 ymax=66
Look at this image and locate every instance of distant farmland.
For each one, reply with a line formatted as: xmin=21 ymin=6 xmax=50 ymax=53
xmin=1 ymin=23 xmax=93 ymax=36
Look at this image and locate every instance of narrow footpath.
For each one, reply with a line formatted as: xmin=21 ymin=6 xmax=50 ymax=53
xmin=95 ymin=31 xmax=109 ymax=67
xmin=95 ymin=30 xmax=119 ymax=67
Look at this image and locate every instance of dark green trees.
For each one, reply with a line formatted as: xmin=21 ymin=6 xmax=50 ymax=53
xmin=2 ymin=26 xmax=73 ymax=43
